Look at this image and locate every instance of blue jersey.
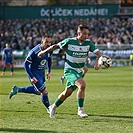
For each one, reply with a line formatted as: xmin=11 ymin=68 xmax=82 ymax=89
xmin=4 ymin=48 xmax=13 ymax=63
xmin=24 ymin=44 xmax=52 ymax=79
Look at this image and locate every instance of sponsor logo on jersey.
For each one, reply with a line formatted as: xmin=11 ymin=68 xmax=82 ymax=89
xmin=40 ymin=59 xmax=46 ymax=65
xmin=73 ymin=52 xmax=87 ymax=56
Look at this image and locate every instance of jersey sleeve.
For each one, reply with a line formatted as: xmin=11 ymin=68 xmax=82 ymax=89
xmin=57 ymin=38 xmax=69 ymax=49
xmin=89 ymin=41 xmax=99 ymax=53
xmin=24 ymin=52 xmax=35 ymax=79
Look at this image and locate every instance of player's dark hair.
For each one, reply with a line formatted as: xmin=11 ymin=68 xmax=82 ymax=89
xmin=42 ymin=33 xmax=52 ymax=39
xmin=77 ymin=24 xmax=89 ymax=32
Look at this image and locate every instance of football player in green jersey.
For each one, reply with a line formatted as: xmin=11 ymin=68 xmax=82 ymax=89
xmin=38 ymin=24 xmax=102 ymax=118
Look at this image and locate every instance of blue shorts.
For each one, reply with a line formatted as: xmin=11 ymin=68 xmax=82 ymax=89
xmin=30 ymin=73 xmax=46 ymax=93
xmin=5 ymin=60 xmax=13 ymax=65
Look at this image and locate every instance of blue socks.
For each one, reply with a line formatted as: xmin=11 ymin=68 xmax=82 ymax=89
xmin=10 ymin=66 xmax=14 ymax=72
xmin=42 ymin=93 xmax=50 ymax=109
xmin=2 ymin=67 xmax=6 ymax=72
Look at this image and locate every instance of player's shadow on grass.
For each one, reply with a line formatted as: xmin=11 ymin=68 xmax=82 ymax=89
xmin=0 ymin=128 xmax=71 ymax=133
xmin=0 ymin=109 xmax=36 ymax=113
xmin=89 ymin=114 xmax=133 ymax=119
xmin=60 ymin=112 xmax=133 ymax=119
xmin=58 ymin=112 xmax=133 ymax=121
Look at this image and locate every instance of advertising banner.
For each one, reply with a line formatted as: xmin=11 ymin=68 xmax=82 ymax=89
xmin=0 ymin=5 xmax=119 ymax=19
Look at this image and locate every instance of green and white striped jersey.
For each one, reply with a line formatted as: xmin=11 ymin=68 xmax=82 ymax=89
xmin=58 ymin=37 xmax=99 ymax=73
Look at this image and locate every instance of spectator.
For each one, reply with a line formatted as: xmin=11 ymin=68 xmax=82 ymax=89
xmin=0 ymin=17 xmax=133 ymax=51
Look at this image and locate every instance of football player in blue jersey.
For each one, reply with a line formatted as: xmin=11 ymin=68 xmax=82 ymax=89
xmin=1 ymin=43 xmax=14 ymax=76
xmin=9 ymin=34 xmax=53 ymax=113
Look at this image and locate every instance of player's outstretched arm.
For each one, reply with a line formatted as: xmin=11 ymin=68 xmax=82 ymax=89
xmin=38 ymin=44 xmax=59 ymax=57
xmin=94 ymin=51 xmax=102 ymax=70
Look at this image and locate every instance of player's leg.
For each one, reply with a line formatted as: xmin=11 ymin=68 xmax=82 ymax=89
xmin=49 ymin=68 xmax=78 ymax=118
xmin=10 ymin=63 xmax=14 ymax=75
xmin=49 ymin=87 xmax=73 ymax=118
xmin=33 ymin=80 xmax=50 ymax=110
xmin=75 ymin=78 xmax=88 ymax=118
xmin=41 ymin=89 xmax=51 ymax=113
xmin=9 ymin=85 xmax=40 ymax=99
xmin=1 ymin=63 xmax=6 ymax=76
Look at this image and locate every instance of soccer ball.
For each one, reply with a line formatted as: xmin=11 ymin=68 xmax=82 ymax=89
xmin=98 ymin=55 xmax=112 ymax=69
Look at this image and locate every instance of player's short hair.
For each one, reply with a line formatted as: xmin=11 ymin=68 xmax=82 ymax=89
xmin=77 ymin=24 xmax=89 ymax=32
xmin=42 ymin=33 xmax=52 ymax=39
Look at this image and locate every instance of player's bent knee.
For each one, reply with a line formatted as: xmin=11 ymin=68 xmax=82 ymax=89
xmin=42 ymin=89 xmax=48 ymax=94
xmin=79 ymin=83 xmax=86 ymax=91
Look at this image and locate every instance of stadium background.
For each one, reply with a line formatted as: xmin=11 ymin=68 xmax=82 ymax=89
xmin=0 ymin=0 xmax=133 ymax=68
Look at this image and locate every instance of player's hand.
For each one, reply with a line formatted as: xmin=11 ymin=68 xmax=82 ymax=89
xmin=47 ymin=72 xmax=51 ymax=80
xmin=94 ymin=51 xmax=102 ymax=70
xmin=31 ymin=77 xmax=38 ymax=84
xmin=87 ymin=58 xmax=91 ymax=64
xmin=94 ymin=62 xmax=100 ymax=70
xmin=82 ymin=66 xmax=88 ymax=76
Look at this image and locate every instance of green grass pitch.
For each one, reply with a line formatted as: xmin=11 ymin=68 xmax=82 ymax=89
xmin=0 ymin=67 xmax=132 ymax=133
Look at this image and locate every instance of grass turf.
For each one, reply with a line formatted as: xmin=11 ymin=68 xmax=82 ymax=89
xmin=0 ymin=67 xmax=132 ymax=133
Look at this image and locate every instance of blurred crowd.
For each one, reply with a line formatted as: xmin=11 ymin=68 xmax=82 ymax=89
xmin=0 ymin=17 xmax=133 ymax=50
